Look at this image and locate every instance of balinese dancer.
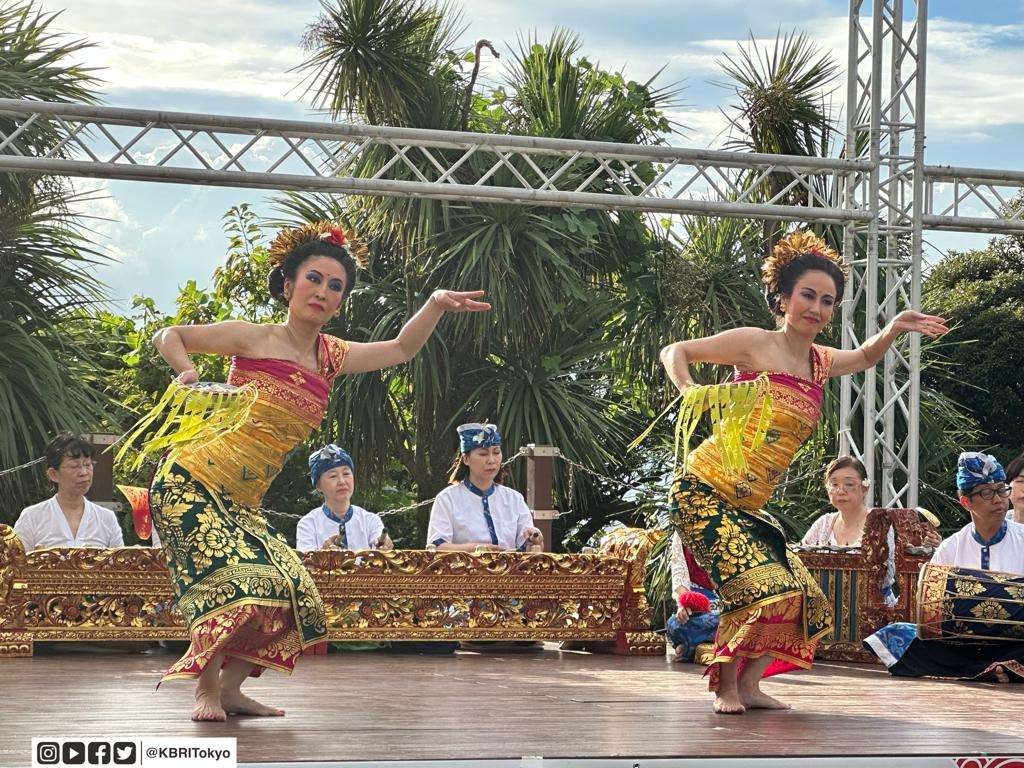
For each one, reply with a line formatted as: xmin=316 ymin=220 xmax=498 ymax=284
xmin=121 ymin=223 xmax=489 ymax=721
xmin=659 ymin=230 xmax=947 ymax=714
xmin=426 ymin=423 xmax=543 ymax=552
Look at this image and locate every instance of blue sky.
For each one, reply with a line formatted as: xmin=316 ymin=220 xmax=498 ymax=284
xmin=46 ymin=0 xmax=1024 ymax=311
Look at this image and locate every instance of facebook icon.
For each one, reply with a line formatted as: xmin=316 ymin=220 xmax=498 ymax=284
xmin=87 ymin=742 xmax=111 ymax=764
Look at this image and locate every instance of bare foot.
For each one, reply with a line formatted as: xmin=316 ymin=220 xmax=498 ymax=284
xmin=221 ymin=691 xmax=285 ymax=717
xmin=740 ymin=690 xmax=791 ymax=710
xmin=713 ymin=691 xmax=745 ymax=715
xmin=191 ymin=689 xmax=226 ymax=722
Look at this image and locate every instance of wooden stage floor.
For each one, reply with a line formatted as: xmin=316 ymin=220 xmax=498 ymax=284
xmin=1 ymin=644 xmax=1022 ymax=766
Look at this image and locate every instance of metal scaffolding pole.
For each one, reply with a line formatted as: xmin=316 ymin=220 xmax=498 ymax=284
xmin=842 ymin=0 xmax=927 ymax=508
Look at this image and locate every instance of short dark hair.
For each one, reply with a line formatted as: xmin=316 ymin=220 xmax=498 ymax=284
xmin=766 ymin=253 xmax=847 ymax=317
xmin=1005 ymin=453 xmax=1024 ymax=482
xmin=44 ymin=433 xmax=94 ymax=471
xmin=824 ymin=455 xmax=867 ymax=484
xmin=267 ymin=240 xmax=359 ymax=305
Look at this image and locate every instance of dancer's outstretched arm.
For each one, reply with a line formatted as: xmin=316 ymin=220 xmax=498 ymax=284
xmin=827 ymin=310 xmax=948 ymax=377
xmin=341 ymin=289 xmax=490 ymax=374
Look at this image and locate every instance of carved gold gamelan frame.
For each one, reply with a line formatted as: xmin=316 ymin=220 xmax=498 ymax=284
xmin=801 ymin=508 xmax=932 ymax=662
xmin=0 ymin=524 xmax=663 ymax=657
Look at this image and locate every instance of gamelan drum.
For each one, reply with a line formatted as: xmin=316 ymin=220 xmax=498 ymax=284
xmin=916 ymin=562 xmax=1024 ymax=641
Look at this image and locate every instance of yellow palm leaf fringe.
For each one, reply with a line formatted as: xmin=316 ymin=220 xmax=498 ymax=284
xmin=630 ymin=374 xmax=773 ymax=478
xmin=115 ymin=381 xmax=259 ymax=480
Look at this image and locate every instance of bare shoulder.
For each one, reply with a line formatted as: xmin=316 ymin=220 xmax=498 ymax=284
xmin=171 ymin=319 xmax=269 ymax=358
xmin=672 ymin=326 xmax=768 ymax=369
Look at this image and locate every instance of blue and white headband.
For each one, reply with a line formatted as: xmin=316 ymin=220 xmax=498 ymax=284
xmin=308 ymin=443 xmax=355 ymax=488
xmin=457 ymin=423 xmax=502 ymax=454
xmin=956 ymin=451 xmax=1006 ymax=493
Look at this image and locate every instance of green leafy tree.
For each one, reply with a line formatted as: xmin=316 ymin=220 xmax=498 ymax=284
xmin=0 ymin=1 xmax=109 ymax=520
xmin=922 ymin=233 xmax=1024 ymax=457
xmin=288 ymin=0 xmax=683 ymax=546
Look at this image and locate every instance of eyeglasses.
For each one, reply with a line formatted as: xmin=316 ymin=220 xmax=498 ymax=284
xmin=62 ymin=460 xmax=96 ymax=472
xmin=826 ymin=481 xmax=864 ymax=492
xmin=967 ymin=485 xmax=1011 ymax=501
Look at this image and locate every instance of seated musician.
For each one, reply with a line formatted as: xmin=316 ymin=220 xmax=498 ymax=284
xmin=665 ymin=531 xmax=720 ymax=662
xmin=802 ymin=456 xmax=941 ymax=549
xmin=14 ymin=433 xmax=124 ymax=552
xmin=1006 ymin=452 xmax=1024 ymax=523
xmin=929 ymin=451 xmax=1024 ymax=571
xmin=296 ymin=444 xmax=393 ymax=551
xmin=864 ymin=451 xmax=1024 ymax=681
xmin=426 ymin=423 xmax=543 ymax=552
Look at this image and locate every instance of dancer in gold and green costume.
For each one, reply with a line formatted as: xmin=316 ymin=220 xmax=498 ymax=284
xmin=123 ymin=223 xmax=489 ymax=721
xmin=659 ymin=230 xmax=948 ymax=714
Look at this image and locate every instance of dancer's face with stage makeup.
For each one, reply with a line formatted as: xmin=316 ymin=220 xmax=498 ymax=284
xmin=782 ymin=270 xmax=837 ymax=335
xmin=318 ymin=465 xmax=355 ymax=510
xmin=284 ymin=255 xmax=349 ymax=324
xmin=462 ymin=445 xmax=502 ymax=489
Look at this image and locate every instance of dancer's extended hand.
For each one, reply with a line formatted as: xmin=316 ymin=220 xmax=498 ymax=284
xmin=431 ymin=289 xmax=491 ymax=313
xmin=891 ymin=310 xmax=949 ymax=339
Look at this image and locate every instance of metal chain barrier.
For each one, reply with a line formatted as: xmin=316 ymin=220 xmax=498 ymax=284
xmin=0 ymin=456 xmax=45 ymax=478
xmin=261 ymin=448 xmax=530 ymax=523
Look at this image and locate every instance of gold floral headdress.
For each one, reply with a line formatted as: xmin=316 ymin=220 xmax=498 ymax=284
xmin=761 ymin=229 xmax=845 ymax=291
xmin=268 ymin=221 xmax=370 ymax=269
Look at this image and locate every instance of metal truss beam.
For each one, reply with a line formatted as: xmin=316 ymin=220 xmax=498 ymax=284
xmin=923 ymin=164 xmax=1024 ymax=233
xmin=0 ymin=98 xmax=870 ymax=223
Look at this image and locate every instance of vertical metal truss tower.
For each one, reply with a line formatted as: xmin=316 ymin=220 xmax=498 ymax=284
xmin=841 ymin=0 xmax=928 ymax=507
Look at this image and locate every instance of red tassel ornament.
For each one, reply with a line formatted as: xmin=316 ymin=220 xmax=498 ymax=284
xmin=678 ymin=590 xmax=712 ymax=614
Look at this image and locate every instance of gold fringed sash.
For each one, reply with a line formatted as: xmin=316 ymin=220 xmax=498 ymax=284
xmin=115 ymin=380 xmax=259 ymax=479
xmin=631 ymin=374 xmax=773 ymax=478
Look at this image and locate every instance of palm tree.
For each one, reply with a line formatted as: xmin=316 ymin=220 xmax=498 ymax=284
xmin=0 ymin=1 xmax=108 ymax=519
xmin=291 ymin=2 xmax=683 ymax=544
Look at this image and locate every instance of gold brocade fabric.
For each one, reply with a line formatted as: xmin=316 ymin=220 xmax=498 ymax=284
xmin=147 ymin=334 xmax=349 ymax=679
xmin=174 ymin=338 xmax=350 ymax=508
xmin=670 ymin=345 xmax=835 ymax=688
xmin=686 ymin=345 xmax=833 ymax=510
xmin=176 ymin=398 xmax=314 ymax=509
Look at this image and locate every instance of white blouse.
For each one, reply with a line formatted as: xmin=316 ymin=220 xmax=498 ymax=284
xmin=426 ymin=482 xmax=534 ymax=550
xmin=295 ymin=504 xmax=385 ymax=551
xmin=14 ymin=496 xmax=124 ymax=551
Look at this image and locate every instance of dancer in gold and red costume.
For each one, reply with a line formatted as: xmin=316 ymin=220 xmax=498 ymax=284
xmin=659 ymin=230 xmax=948 ymax=714
xmin=125 ymin=223 xmax=489 ymax=721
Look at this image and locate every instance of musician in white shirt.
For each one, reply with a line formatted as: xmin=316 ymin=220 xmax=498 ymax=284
xmin=13 ymin=433 xmax=124 ymax=551
xmin=296 ymin=444 xmax=392 ymax=552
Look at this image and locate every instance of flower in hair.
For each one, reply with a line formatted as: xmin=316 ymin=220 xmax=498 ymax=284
xmin=322 ymin=226 xmax=347 ymax=248
xmin=268 ymin=221 xmax=369 ymax=268
xmin=761 ymin=229 xmax=846 ymax=293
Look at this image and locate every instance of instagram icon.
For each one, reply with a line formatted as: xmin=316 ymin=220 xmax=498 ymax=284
xmin=35 ymin=741 xmax=59 ymax=765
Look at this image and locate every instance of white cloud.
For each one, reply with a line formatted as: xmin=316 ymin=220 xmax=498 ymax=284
xmin=77 ymin=32 xmax=304 ymax=100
